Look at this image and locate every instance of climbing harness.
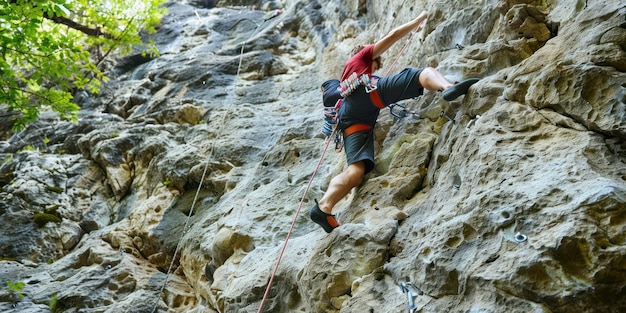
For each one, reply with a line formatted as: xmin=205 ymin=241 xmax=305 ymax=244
xmin=325 ymin=16 xmax=426 ymax=149
xmin=150 ymin=8 xmax=282 ymax=313
xmin=327 ymin=72 xmax=380 ymax=153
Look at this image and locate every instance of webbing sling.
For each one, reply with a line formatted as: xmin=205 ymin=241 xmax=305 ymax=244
xmin=369 ymin=86 xmax=386 ymax=109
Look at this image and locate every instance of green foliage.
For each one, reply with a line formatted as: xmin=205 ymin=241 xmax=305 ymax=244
xmin=33 ymin=212 xmax=61 ymax=227
xmin=49 ymin=293 xmax=58 ymax=311
xmin=0 ymin=0 xmax=167 ymax=131
xmin=20 ymin=145 xmax=35 ymax=151
xmin=45 ymin=185 xmax=64 ymax=193
xmin=5 ymin=281 xmax=25 ymax=299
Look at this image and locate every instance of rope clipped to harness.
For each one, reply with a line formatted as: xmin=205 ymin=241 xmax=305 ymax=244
xmin=323 ymin=17 xmax=426 ymax=134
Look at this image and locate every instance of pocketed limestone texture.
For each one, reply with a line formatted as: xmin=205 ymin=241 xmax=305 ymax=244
xmin=0 ymin=0 xmax=624 ymax=312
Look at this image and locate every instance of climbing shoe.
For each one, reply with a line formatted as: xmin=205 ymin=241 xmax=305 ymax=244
xmin=310 ymin=200 xmax=340 ymax=233
xmin=442 ymin=78 xmax=480 ymax=101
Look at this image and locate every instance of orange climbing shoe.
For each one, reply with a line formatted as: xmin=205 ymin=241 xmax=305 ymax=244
xmin=442 ymin=78 xmax=480 ymax=101
xmin=310 ymin=200 xmax=340 ymax=233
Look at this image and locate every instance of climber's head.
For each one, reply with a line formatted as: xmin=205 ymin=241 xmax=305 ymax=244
xmin=351 ymin=44 xmax=383 ymax=72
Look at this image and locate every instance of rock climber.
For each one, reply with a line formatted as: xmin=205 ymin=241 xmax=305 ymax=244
xmin=310 ymin=11 xmax=480 ymax=233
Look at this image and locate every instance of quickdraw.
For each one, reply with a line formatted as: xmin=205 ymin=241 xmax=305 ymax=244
xmin=322 ymin=106 xmax=337 ymax=138
xmin=440 ymin=111 xmax=454 ymax=123
xmin=321 ymin=100 xmax=344 ymax=152
xmin=338 ymin=72 xmax=378 ymax=97
xmin=401 ymin=282 xmax=417 ymax=313
xmin=389 ymin=103 xmax=420 ymax=119
xmin=333 ymin=128 xmax=343 ymax=152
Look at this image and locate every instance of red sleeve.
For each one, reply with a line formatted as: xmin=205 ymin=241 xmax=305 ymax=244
xmin=340 ymin=44 xmax=374 ymax=81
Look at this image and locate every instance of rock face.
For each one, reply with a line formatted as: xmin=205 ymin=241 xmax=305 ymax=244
xmin=1 ymin=0 xmax=625 ymax=312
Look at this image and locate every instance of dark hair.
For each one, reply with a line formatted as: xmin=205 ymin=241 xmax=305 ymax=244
xmin=351 ymin=45 xmax=383 ymax=69
xmin=373 ymin=56 xmax=383 ymax=69
xmin=351 ymin=45 xmax=366 ymax=56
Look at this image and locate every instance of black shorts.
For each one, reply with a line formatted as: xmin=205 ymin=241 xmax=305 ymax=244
xmin=377 ymin=67 xmax=425 ymax=104
xmin=340 ymin=67 xmax=424 ymax=174
xmin=344 ymin=129 xmax=375 ymax=174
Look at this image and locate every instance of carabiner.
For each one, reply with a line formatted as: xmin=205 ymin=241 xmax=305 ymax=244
xmin=389 ymin=103 xmax=408 ymax=119
xmin=334 ymin=131 xmax=343 ymax=152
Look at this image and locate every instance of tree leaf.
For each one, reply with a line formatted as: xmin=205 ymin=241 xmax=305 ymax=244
xmin=1 ymin=0 xmax=167 ymax=131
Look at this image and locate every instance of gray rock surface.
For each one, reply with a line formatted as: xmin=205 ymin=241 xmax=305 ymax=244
xmin=1 ymin=0 xmax=625 ymax=312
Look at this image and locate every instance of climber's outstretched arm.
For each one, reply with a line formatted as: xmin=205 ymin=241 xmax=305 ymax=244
xmin=373 ymin=11 xmax=428 ymax=59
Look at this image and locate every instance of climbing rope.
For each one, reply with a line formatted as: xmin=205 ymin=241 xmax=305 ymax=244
xmin=382 ymin=19 xmax=426 ymax=120
xmin=150 ymin=8 xmax=281 ymax=313
xmin=256 ymin=125 xmax=337 ymax=313
xmin=383 ymin=19 xmax=424 ymax=77
xmin=256 ymin=17 xmax=426 ymax=313
xmin=150 ymin=137 xmax=214 ymax=313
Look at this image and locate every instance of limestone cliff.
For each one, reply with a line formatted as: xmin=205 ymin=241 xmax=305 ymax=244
xmin=1 ymin=0 xmax=625 ymax=312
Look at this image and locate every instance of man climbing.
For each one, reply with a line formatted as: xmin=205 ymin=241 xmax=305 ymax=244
xmin=310 ymin=11 xmax=480 ymax=233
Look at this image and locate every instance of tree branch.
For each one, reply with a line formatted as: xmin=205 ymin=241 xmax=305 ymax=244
xmin=45 ymin=14 xmax=115 ymax=40
xmin=7 ymin=0 xmax=116 ymax=39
